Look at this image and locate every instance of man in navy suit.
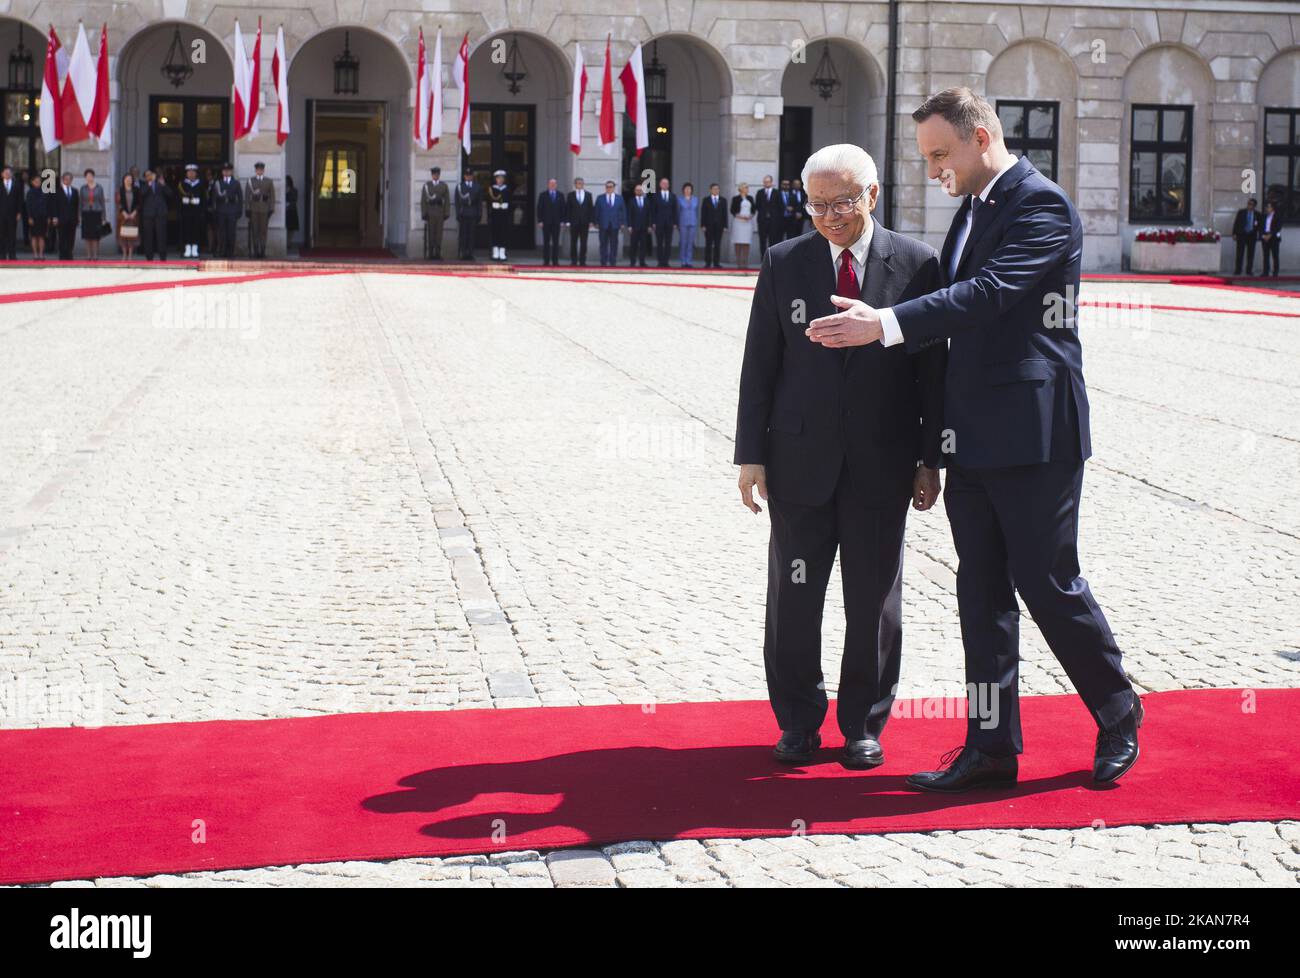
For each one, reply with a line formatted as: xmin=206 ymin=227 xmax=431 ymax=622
xmin=626 ymin=184 xmax=651 ymax=267
xmin=735 ymin=144 xmax=947 ymax=769
xmin=536 ymin=178 xmax=565 ymax=266
xmin=594 ymin=180 xmax=627 ymax=267
xmin=649 ymin=177 xmax=678 ymax=267
xmin=806 ymin=88 xmax=1141 ymax=791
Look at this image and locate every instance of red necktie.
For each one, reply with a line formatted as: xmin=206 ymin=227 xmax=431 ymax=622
xmin=837 ymin=249 xmax=859 ymax=298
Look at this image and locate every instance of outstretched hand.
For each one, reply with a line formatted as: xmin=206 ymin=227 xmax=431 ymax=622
xmin=806 ymin=295 xmax=884 ymax=347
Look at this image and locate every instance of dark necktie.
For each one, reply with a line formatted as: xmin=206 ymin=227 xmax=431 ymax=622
xmin=837 ymin=249 xmax=859 ymax=298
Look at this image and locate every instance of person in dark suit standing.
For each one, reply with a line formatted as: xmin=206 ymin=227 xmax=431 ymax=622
xmin=734 ymin=144 xmax=947 ymax=769
xmin=626 ymin=183 xmax=651 ymax=267
xmin=594 ymin=179 xmax=627 ymax=267
xmin=536 ymin=177 xmax=565 ymax=266
xmin=807 ymin=88 xmax=1141 ymax=791
xmin=210 ymin=163 xmax=243 ymax=258
xmin=755 ymin=174 xmax=780 ymax=256
xmin=0 ymin=166 xmax=20 ymax=260
xmin=566 ymin=177 xmax=594 ymax=266
xmin=700 ymin=183 xmax=729 ymax=269
xmin=1260 ymin=200 xmax=1283 ymax=276
xmin=53 ymin=172 xmax=80 ymax=260
xmin=453 ymin=169 xmax=481 ymax=261
xmin=649 ymin=176 xmax=678 ymax=267
xmin=1232 ymin=198 xmax=1260 ymax=275
xmin=139 ymin=170 xmax=173 ymax=260
xmin=782 ymin=179 xmax=806 ymax=240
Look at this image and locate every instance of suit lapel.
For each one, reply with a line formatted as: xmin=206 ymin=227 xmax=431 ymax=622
xmin=847 ymin=220 xmax=893 ymax=366
xmin=953 ymin=157 xmax=1035 ymax=280
xmin=939 ymin=199 xmax=970 ymax=285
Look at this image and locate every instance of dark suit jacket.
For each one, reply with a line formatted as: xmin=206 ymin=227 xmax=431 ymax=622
xmin=594 ymin=192 xmax=627 ymax=229
xmin=453 ymin=181 xmax=481 ymax=220
xmin=0 ymin=180 xmax=20 ymax=223
xmin=1232 ymin=208 xmax=1261 ymax=239
xmin=141 ymin=182 xmax=172 ymax=218
xmin=211 ymin=177 xmax=243 ymax=217
xmin=536 ymin=189 xmax=566 ymax=226
xmin=734 ymin=221 xmax=947 ymax=507
xmin=626 ymin=195 xmax=651 ymax=230
xmin=55 ymin=185 xmax=80 ymax=226
xmin=890 ymin=157 xmax=1089 ymax=469
xmin=565 ymin=189 xmax=594 ymax=226
xmin=701 ymin=195 xmax=729 ymax=232
xmin=755 ymin=187 xmax=781 ymax=227
xmin=730 ymin=194 xmax=755 ymax=217
xmin=1260 ymin=212 xmax=1283 ymax=240
xmin=649 ymin=190 xmax=678 ymax=228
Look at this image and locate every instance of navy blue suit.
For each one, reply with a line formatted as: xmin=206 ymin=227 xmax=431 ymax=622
xmin=627 ymin=193 xmax=651 ymax=265
xmin=594 ymin=192 xmax=627 ymax=266
xmin=889 ymin=157 xmax=1134 ymax=754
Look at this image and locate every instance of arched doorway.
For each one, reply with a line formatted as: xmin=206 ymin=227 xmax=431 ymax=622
xmin=116 ymin=22 xmax=233 ymax=248
xmin=0 ymin=17 xmax=56 ymax=181
xmin=779 ymin=39 xmax=885 ymax=182
xmin=288 ymin=27 xmax=411 ymax=254
xmin=625 ymin=34 xmax=733 ymax=195
xmin=465 ymin=31 xmax=571 ymax=252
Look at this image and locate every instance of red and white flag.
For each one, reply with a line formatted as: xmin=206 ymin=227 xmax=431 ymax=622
xmin=232 ymin=20 xmax=251 ymax=139
xmin=272 ymin=25 xmax=289 ymax=145
xmin=569 ymin=43 xmax=587 ymax=155
xmin=246 ymin=20 xmax=262 ymax=137
xmin=597 ymin=36 xmax=616 ymax=155
xmin=61 ymin=23 xmax=96 ymax=145
xmin=89 ymin=25 xmax=112 ymax=149
xmin=39 ymin=28 xmax=65 ymax=151
xmin=414 ymin=28 xmax=430 ymax=148
xmin=428 ymin=29 xmax=443 ymax=147
xmin=619 ymin=43 xmax=647 ymax=155
xmin=453 ymin=33 xmax=470 ymax=155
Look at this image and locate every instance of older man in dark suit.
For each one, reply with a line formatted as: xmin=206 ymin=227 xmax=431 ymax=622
xmin=807 ymin=88 xmax=1141 ymax=791
xmin=735 ymin=143 xmax=947 ymax=769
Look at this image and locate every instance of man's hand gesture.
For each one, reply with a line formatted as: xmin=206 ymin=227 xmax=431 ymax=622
xmin=807 ymin=295 xmax=884 ymax=347
xmin=738 ymin=463 xmax=768 ymax=514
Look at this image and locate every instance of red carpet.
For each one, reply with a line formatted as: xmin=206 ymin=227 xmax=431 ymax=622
xmin=0 ymin=688 xmax=1295 ymax=884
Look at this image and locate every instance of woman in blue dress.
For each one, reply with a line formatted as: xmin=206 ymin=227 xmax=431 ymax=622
xmin=676 ymin=182 xmax=699 ymax=268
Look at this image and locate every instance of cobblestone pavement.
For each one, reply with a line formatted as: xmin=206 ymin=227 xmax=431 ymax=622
xmin=1 ymin=267 xmax=1296 ymax=887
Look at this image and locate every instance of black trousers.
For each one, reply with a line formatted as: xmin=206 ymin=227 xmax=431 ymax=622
xmin=1263 ymin=236 xmax=1281 ymax=276
xmin=653 ymin=224 xmax=673 ymax=265
xmin=598 ymin=226 xmax=619 ymax=265
xmin=945 ymin=460 xmax=1134 ymax=755
xmin=1234 ymin=236 xmax=1257 ymax=275
xmin=765 ymin=462 xmax=909 ymax=740
xmin=181 ymin=211 xmax=202 ymax=250
xmin=457 ymin=218 xmax=475 ymax=259
xmin=0 ymin=219 xmax=15 ymax=259
xmin=569 ymin=223 xmax=589 ymax=264
xmin=215 ymin=213 xmax=237 ymax=257
xmin=540 ymin=222 xmax=560 ymax=264
xmin=628 ymin=227 xmax=649 ymax=265
xmin=57 ymin=222 xmax=77 ymax=259
xmin=703 ymin=227 xmax=723 ymax=267
xmin=142 ymin=215 xmax=168 ymax=258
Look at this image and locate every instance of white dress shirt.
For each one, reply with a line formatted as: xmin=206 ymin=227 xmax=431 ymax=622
xmin=879 ymin=155 xmax=1019 ymax=347
xmin=828 ymin=217 xmax=874 ymax=296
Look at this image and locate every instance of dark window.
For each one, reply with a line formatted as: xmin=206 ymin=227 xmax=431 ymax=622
xmin=1 ymin=89 xmax=58 ymax=176
xmin=997 ymin=101 xmax=1057 ymax=182
xmin=1263 ymin=108 xmax=1300 ymax=221
xmin=1129 ymin=104 xmax=1192 ymax=223
xmin=623 ymin=102 xmax=672 ymax=195
xmin=778 ymin=106 xmax=813 ymax=184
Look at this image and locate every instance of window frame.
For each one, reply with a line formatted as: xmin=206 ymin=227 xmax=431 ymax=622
xmin=996 ymin=100 xmax=1059 ymax=183
xmin=1128 ymin=103 xmax=1193 ymax=224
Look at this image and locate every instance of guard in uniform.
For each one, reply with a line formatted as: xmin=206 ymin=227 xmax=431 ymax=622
xmin=179 ymin=164 xmax=206 ymax=258
xmin=246 ymin=162 xmax=275 ymax=259
xmin=453 ymin=168 xmax=481 ymax=261
xmin=211 ymin=162 xmax=243 ymax=259
xmin=487 ymin=169 xmax=511 ymax=262
xmin=421 ymin=166 xmax=450 ymax=260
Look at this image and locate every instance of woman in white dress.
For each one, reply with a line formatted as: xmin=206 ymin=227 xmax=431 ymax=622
xmin=729 ymin=182 xmax=756 ymax=269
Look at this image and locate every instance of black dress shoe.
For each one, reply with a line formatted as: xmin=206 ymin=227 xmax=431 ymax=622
xmin=842 ymin=737 xmax=884 ymax=770
xmin=905 ymin=745 xmax=1018 ymax=793
xmin=1094 ymin=696 xmax=1143 ymax=783
xmin=773 ymin=731 xmax=821 ymax=765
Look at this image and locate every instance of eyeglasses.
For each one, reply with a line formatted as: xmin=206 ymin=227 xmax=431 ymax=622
xmin=805 ymin=188 xmax=868 ymax=217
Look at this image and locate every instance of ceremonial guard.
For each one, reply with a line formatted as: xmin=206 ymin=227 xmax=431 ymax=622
xmin=420 ymin=166 xmax=450 ymax=260
xmin=210 ymin=162 xmax=243 ymax=259
xmin=453 ymin=168 xmax=481 ymax=261
xmin=487 ymin=169 xmax=511 ymax=262
xmin=179 ymin=164 xmax=205 ymax=258
xmin=246 ymin=162 xmax=275 ymax=259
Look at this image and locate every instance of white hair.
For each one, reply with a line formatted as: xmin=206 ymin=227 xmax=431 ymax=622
xmin=800 ymin=144 xmax=878 ymax=193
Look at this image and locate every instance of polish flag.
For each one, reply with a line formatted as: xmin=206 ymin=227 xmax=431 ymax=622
xmin=233 ymin=20 xmax=250 ymax=139
xmin=61 ymin=23 xmax=96 ymax=145
xmin=39 ymin=28 xmax=64 ymax=151
xmin=569 ymin=43 xmax=587 ymax=155
xmin=89 ymin=25 xmax=112 ymax=149
xmin=428 ymin=29 xmax=443 ymax=147
xmin=272 ymin=26 xmax=290 ymax=145
xmin=619 ymin=43 xmax=648 ymax=155
xmin=246 ymin=20 xmax=262 ymax=137
xmin=414 ymin=28 xmax=430 ymax=148
xmin=597 ymin=36 xmax=616 ymax=155
xmin=453 ymin=33 xmax=470 ymax=156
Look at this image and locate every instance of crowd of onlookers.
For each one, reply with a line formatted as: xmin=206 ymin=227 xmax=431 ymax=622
xmin=0 ymin=163 xmax=300 ymax=261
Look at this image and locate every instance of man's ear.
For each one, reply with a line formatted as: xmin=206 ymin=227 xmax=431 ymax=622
xmin=867 ymin=184 xmax=880 ymax=213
